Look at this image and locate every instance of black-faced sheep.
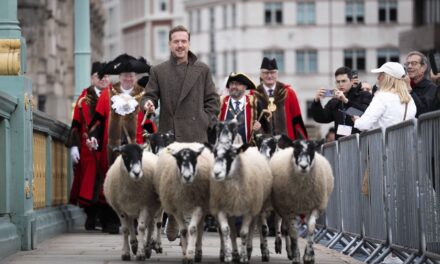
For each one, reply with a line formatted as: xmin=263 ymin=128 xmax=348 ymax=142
xmin=155 ymin=142 xmax=213 ymax=264
xmin=210 ymin=142 xmax=272 ymax=264
xmin=270 ymin=140 xmax=334 ymax=264
xmin=103 ymin=144 xmax=161 ymax=261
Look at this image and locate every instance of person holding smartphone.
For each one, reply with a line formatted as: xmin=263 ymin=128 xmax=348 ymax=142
xmin=310 ymin=66 xmax=372 ymax=138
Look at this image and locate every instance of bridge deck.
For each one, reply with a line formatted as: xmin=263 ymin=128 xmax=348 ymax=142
xmin=2 ymin=228 xmax=362 ymax=264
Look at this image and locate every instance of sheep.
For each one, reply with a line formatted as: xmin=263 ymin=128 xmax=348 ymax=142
xmin=143 ymin=131 xmax=176 ymax=252
xmin=254 ymin=133 xmax=292 ymax=255
xmin=210 ymin=141 xmax=273 ymax=264
xmin=103 ymin=144 xmax=161 ymax=261
xmin=155 ymin=142 xmax=213 ymax=264
xmin=270 ymin=140 xmax=334 ymax=264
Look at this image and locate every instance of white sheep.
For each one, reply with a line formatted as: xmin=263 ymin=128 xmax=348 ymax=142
xmin=103 ymin=144 xmax=161 ymax=261
xmin=210 ymin=143 xmax=273 ymax=264
xmin=270 ymin=140 xmax=334 ymax=264
xmin=155 ymin=142 xmax=213 ymax=264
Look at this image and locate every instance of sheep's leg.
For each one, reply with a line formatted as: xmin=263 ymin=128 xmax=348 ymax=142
xmin=218 ymin=226 xmax=225 ymax=262
xmin=119 ymin=213 xmax=131 ymax=261
xmin=194 ymin=216 xmax=204 ymax=262
xmin=135 ymin=208 xmax=148 ymax=260
xmin=174 ymin=214 xmax=188 ymax=257
xmin=185 ymin=207 xmax=203 ymax=263
xmin=303 ymin=209 xmax=319 ymax=264
xmin=258 ymin=212 xmax=270 ymax=262
xmin=151 ymin=209 xmax=164 ymax=253
xmin=288 ymin=216 xmax=300 ymax=264
xmin=239 ymin=214 xmax=253 ymax=264
xmin=218 ymin=211 xmax=233 ymax=263
xmin=228 ymin=217 xmax=239 ymax=262
xmin=127 ymin=217 xmax=138 ymax=256
xmin=144 ymin=209 xmax=157 ymax=259
xmin=274 ymin=213 xmax=283 ymax=254
xmin=246 ymin=218 xmax=255 ymax=261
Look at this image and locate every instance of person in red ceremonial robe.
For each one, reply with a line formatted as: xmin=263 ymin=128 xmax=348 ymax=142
xmin=254 ymin=57 xmax=308 ymax=140
xmin=219 ymin=72 xmax=262 ymax=143
xmin=87 ymin=54 xmax=155 ymax=234
xmin=68 ymin=62 xmax=110 ymax=231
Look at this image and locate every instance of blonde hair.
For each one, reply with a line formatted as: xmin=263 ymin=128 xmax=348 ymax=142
xmin=378 ymin=73 xmax=412 ymax=104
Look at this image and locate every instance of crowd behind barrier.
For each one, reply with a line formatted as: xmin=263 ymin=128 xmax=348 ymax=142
xmin=316 ymin=110 xmax=440 ymax=264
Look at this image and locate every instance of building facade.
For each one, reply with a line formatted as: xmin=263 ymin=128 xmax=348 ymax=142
xmin=103 ymin=0 xmax=185 ymax=65
xmin=185 ymin=0 xmax=413 ymax=133
xmin=18 ymin=0 xmax=105 ymax=123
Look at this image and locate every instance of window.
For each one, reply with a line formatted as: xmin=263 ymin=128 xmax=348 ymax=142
xmin=232 ymin=4 xmax=236 ymax=27
xmin=232 ymin=50 xmax=237 ymax=71
xmin=263 ymin=50 xmax=285 ymax=73
xmin=223 ymin=5 xmax=227 ymax=28
xmin=346 ymin=0 xmax=364 ymax=24
xmin=297 ymin=2 xmax=316 ymax=25
xmin=210 ymin=7 xmax=215 ymax=29
xmin=296 ymin=50 xmax=318 ymax=73
xmin=196 ymin=10 xmax=201 ymax=33
xmin=157 ymin=30 xmax=168 ymax=54
xmin=379 ymin=0 xmax=397 ymax=23
xmin=159 ymin=0 xmax=167 ymax=12
xmin=209 ymin=53 xmax=217 ymax=75
xmin=306 ymin=100 xmax=314 ymax=120
xmin=344 ymin=49 xmax=366 ymax=71
xmin=377 ymin=48 xmax=399 ymax=67
xmin=189 ymin=11 xmax=194 ymax=32
xmin=223 ymin=52 xmax=228 ymax=75
xmin=265 ymin=3 xmax=283 ymax=25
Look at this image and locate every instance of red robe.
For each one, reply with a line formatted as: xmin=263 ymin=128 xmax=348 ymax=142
xmin=219 ymin=95 xmax=256 ymax=143
xmin=68 ymin=86 xmax=106 ymax=206
xmin=255 ymin=82 xmax=308 ymax=140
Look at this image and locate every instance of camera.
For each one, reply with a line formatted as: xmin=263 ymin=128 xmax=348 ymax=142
xmin=323 ymin=89 xmax=334 ymax=97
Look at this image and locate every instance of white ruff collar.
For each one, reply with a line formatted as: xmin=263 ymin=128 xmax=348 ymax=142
xmin=111 ymin=93 xmax=138 ymax=116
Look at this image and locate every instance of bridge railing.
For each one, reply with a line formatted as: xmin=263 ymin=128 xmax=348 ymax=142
xmin=318 ymin=110 xmax=440 ymax=263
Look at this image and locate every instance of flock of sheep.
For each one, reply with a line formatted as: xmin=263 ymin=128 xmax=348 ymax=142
xmin=103 ymin=120 xmax=334 ymax=264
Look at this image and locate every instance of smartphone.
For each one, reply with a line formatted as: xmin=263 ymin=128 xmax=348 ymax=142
xmin=323 ymin=89 xmax=334 ymax=97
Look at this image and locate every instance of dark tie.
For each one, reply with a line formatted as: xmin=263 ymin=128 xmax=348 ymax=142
xmin=235 ymin=101 xmax=241 ymax=112
xmin=268 ymin=89 xmax=274 ymax=97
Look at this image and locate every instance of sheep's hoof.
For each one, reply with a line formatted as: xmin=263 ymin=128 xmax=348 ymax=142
xmin=136 ymin=254 xmax=146 ymax=261
xmin=130 ymin=240 xmax=138 ymax=255
xmin=145 ymin=248 xmax=152 ymax=259
xmin=182 ymin=258 xmax=194 ymax=264
xmin=121 ymin=253 xmax=131 ymax=261
xmin=275 ymin=237 xmax=282 ymax=254
xmin=152 ymin=240 xmax=163 ymax=253
xmin=232 ymin=250 xmax=240 ymax=262
xmin=239 ymin=253 xmax=249 ymax=264
xmin=261 ymin=249 xmax=270 ymax=262
xmin=246 ymin=247 xmax=253 ymax=260
xmin=194 ymin=249 xmax=202 ymax=262
xmin=291 ymin=255 xmax=301 ymax=264
xmin=219 ymin=249 xmax=225 ymax=262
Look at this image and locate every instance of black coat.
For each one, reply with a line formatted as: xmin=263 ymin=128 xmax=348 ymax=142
xmin=410 ymin=78 xmax=440 ymax=117
xmin=310 ymin=86 xmax=372 ymax=138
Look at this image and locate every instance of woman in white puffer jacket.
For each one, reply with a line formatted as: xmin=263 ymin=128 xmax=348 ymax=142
xmin=353 ymin=62 xmax=417 ymax=130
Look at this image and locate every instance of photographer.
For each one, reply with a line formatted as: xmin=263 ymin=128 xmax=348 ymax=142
xmin=310 ymin=66 xmax=372 ymax=139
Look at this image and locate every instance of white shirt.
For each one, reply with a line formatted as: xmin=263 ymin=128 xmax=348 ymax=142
xmin=354 ymin=91 xmax=417 ymax=131
xmin=263 ymin=84 xmax=276 ymax=96
xmin=121 ymin=87 xmax=133 ymax=94
xmin=230 ymin=96 xmax=246 ymax=111
xmin=94 ymin=87 xmax=101 ymax=97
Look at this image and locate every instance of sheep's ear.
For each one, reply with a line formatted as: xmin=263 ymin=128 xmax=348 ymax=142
xmin=112 ymin=145 xmax=123 ymax=154
xmin=292 ymin=140 xmax=302 ymax=149
xmin=196 ymin=146 xmax=205 ymax=156
xmin=278 ymin=134 xmax=294 ymax=149
xmin=237 ymin=143 xmax=249 ymax=153
xmin=203 ymin=142 xmax=213 ymax=152
xmin=254 ymin=133 xmax=263 ymax=148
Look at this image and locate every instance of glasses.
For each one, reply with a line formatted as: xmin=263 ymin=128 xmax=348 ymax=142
xmin=404 ymin=61 xmax=422 ymax=67
xmin=261 ymin=70 xmax=278 ymax=76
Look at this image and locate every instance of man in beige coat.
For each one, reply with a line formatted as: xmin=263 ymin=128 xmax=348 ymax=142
xmin=142 ymin=25 xmax=219 ymax=143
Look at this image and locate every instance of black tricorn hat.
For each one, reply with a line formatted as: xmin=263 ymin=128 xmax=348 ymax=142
xmin=98 ymin=54 xmax=151 ymax=78
xmin=137 ymin=75 xmax=150 ymax=87
xmin=260 ymin=57 xmax=278 ymax=70
xmin=91 ymin=61 xmax=105 ymax=75
xmin=226 ymin=72 xmax=256 ymax=90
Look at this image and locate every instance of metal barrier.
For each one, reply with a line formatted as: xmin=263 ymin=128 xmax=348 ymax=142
xmin=359 ymin=128 xmax=387 ymax=243
xmin=321 ymin=141 xmax=341 ymax=232
xmin=337 ymin=134 xmax=362 ymax=237
xmin=51 ymin=139 xmax=68 ymax=206
xmin=33 ymin=132 xmax=47 ymax=209
xmin=384 ymin=119 xmax=420 ymax=255
xmin=417 ymin=111 xmax=440 ymax=261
